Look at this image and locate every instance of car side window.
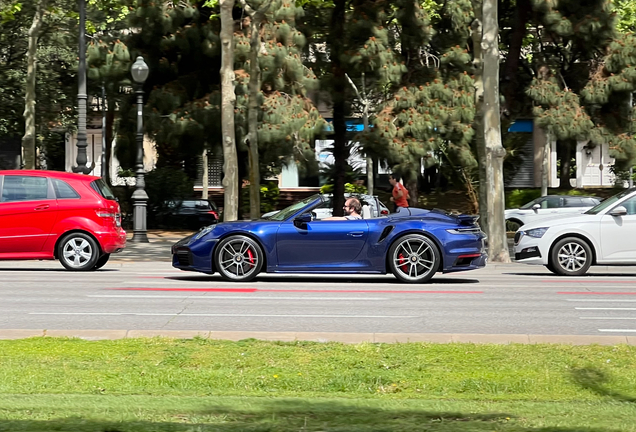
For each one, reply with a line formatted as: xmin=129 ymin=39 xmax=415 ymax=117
xmin=544 ymin=197 xmax=560 ymax=209
xmin=52 ymin=179 xmax=80 ymax=199
xmin=563 ymin=197 xmax=582 ymax=207
xmin=618 ymin=196 xmax=636 ymax=215
xmin=1 ymin=176 xmax=49 ymax=202
xmin=312 ymin=198 xmax=333 ymax=220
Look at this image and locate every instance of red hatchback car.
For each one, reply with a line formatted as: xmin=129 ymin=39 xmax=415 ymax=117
xmin=0 ymin=170 xmax=126 ymax=270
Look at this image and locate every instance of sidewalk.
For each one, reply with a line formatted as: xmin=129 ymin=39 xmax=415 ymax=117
xmin=112 ymin=230 xmax=194 ymax=261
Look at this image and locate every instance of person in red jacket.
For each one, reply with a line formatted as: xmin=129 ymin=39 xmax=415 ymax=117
xmin=389 ymin=174 xmax=409 ymax=211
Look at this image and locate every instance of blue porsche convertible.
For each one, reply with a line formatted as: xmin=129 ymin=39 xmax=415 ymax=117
xmin=172 ymin=194 xmax=487 ymax=283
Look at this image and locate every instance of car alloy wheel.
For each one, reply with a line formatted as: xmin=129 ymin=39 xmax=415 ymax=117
xmin=214 ymin=235 xmax=263 ymax=282
xmin=58 ymin=232 xmax=100 ymax=271
xmin=550 ymin=237 xmax=592 ymax=276
xmin=389 ymin=234 xmax=439 ymax=283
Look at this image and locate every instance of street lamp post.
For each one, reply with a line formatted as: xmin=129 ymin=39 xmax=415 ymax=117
xmin=72 ymin=0 xmax=91 ymax=174
xmin=130 ymin=56 xmax=150 ymax=243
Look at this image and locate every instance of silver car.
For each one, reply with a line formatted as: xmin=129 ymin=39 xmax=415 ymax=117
xmin=505 ymin=195 xmax=600 ymax=231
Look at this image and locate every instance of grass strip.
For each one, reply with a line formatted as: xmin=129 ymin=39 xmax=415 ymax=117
xmin=1 ymin=394 xmax=636 ymax=431
xmin=1 ymin=338 xmax=635 ymax=430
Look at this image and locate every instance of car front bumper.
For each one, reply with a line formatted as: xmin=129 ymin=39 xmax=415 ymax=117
xmin=513 ymin=234 xmax=546 ymax=265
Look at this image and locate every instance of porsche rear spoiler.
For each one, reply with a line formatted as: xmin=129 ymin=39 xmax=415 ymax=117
xmin=430 ymin=208 xmax=479 ymax=226
xmin=457 ymin=214 xmax=480 ymax=226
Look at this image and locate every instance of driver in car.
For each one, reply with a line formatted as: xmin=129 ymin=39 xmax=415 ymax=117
xmin=324 ymin=198 xmax=362 ymax=220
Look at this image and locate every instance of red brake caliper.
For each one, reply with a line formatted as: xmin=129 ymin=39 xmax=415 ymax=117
xmin=398 ymin=253 xmax=408 ymax=273
xmin=247 ymin=248 xmax=255 ymax=265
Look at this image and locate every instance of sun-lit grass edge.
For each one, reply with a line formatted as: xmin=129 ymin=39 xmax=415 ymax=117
xmin=1 ymin=337 xmax=635 ymax=404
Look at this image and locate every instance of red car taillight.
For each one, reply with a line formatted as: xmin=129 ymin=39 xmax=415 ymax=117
xmin=208 ymin=210 xmax=218 ymax=219
xmin=96 ymin=209 xmax=121 ymax=227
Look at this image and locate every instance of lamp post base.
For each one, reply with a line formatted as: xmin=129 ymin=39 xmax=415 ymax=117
xmin=131 ymin=231 xmax=149 ymax=243
xmin=131 ymin=189 xmax=149 ymax=243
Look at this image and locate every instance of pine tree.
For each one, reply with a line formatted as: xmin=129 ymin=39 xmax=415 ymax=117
xmin=526 ymin=0 xmax=622 ymax=188
xmin=362 ymin=0 xmax=477 ymax=209
xmin=87 ymin=39 xmax=132 ymax=182
xmin=234 ymin=0 xmax=325 ymax=218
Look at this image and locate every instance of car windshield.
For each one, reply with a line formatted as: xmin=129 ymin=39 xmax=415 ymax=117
xmin=585 ymin=188 xmax=635 ymax=215
xmin=268 ymin=194 xmax=321 ymax=221
xmin=519 ymin=198 xmax=542 ymax=209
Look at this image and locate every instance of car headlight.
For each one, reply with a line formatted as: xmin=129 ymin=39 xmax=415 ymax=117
xmin=525 ymin=227 xmax=548 ymax=238
xmin=194 ymin=225 xmax=215 ymax=240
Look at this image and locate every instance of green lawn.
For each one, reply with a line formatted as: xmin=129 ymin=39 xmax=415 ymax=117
xmin=1 ymin=338 xmax=635 ymax=431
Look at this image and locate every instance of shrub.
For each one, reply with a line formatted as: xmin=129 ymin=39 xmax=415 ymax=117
xmin=320 ymin=182 xmax=368 ymax=194
xmin=241 ymin=181 xmax=280 ymax=216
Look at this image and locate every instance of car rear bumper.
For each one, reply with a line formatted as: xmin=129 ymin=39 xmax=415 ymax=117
xmin=443 ymin=252 xmax=488 ymax=273
xmin=96 ymin=229 xmax=127 ymax=254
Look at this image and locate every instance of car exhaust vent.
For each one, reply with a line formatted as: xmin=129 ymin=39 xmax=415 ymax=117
xmin=176 ymin=250 xmax=191 ymax=266
xmin=378 ymin=226 xmax=394 ymax=243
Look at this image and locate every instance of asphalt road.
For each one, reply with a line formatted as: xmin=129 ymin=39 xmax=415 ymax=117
xmin=3 ymin=259 xmax=636 ymax=338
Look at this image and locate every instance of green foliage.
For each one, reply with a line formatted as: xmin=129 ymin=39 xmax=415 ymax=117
xmin=615 ymin=0 xmax=636 ymax=32
xmin=527 ymin=0 xmax=636 ymax=170
xmin=0 ymin=1 xmax=21 ymax=23
xmin=241 ymin=180 xmax=280 ymax=215
xmin=360 ymin=0 xmax=475 ymax=190
xmin=320 ymin=182 xmax=367 ymax=194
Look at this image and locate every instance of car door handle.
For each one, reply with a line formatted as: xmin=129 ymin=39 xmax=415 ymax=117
xmin=348 ymin=231 xmax=364 ymax=237
xmin=34 ymin=204 xmax=50 ymax=211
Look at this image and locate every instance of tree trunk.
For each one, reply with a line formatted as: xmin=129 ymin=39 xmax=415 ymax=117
xmin=471 ymin=0 xmax=485 ymax=223
xmin=220 ymin=0 xmax=239 ymax=221
xmin=104 ymin=98 xmax=115 ymax=184
xmin=244 ymin=0 xmax=272 ymax=220
xmin=329 ymin=0 xmax=348 ymax=216
xmin=22 ymin=0 xmax=47 ymax=170
xmin=542 ymin=130 xmax=550 ymax=196
xmin=558 ymin=139 xmax=573 ymax=189
xmin=501 ymin=0 xmax=531 ymax=116
xmin=482 ymin=0 xmax=510 ymax=263
xmin=202 ymin=148 xmax=209 ymax=200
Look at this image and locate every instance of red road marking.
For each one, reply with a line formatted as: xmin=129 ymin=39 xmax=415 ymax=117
xmin=544 ymin=280 xmax=636 ymax=284
xmin=558 ymin=292 xmax=636 ymax=295
xmin=114 ymin=288 xmax=258 ymax=293
xmin=257 ymin=289 xmax=482 ymax=294
xmin=111 ymin=287 xmax=482 ymax=294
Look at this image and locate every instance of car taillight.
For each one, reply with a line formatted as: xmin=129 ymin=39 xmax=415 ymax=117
xmin=96 ymin=210 xmax=115 ymax=218
xmin=96 ymin=209 xmax=120 ymax=227
xmin=208 ymin=210 xmax=218 ymax=219
xmin=381 ymin=209 xmax=389 ymax=215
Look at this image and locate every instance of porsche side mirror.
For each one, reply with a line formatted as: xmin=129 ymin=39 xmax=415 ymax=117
xmin=532 ymin=203 xmax=541 ymax=212
xmin=294 ymin=212 xmax=312 ymax=228
xmin=609 ymin=206 xmax=627 ymax=217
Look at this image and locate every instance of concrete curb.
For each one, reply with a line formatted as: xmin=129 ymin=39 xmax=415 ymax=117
xmin=0 ymin=329 xmax=634 ymax=345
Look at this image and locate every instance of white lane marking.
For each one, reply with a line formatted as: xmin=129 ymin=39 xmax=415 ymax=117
xmin=567 ymin=299 xmax=636 ymax=302
xmin=580 ymin=317 xmax=636 ymax=320
xmin=575 ymin=307 xmax=636 ymax=310
xmin=598 ymin=329 xmax=636 ymax=332
xmin=29 ymin=312 xmax=418 ymax=318
xmin=88 ymin=295 xmax=387 ymax=301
